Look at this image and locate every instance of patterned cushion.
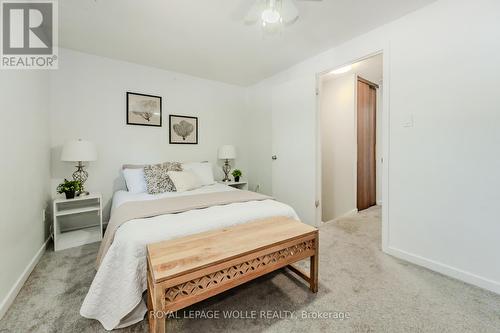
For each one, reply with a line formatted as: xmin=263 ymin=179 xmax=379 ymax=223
xmin=143 ymin=162 xmax=183 ymax=194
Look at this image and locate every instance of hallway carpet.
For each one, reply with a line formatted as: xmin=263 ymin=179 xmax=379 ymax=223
xmin=1 ymin=206 xmax=500 ymax=332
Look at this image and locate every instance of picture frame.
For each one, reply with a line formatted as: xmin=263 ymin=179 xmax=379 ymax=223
xmin=126 ymin=92 xmax=162 ymax=127
xmin=169 ymin=115 xmax=198 ymax=144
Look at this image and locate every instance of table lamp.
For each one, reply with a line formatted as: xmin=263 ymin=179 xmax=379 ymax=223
xmin=61 ymin=139 xmax=97 ymax=195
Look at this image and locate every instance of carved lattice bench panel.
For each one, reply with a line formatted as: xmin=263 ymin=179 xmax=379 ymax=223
xmin=163 ymin=239 xmax=315 ymax=306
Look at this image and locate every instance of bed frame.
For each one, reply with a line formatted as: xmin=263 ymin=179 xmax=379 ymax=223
xmin=146 ymin=217 xmax=319 ymax=333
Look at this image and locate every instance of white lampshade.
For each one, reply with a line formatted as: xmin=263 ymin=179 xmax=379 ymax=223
xmin=218 ymin=145 xmax=236 ymax=160
xmin=61 ymin=139 xmax=97 ymax=162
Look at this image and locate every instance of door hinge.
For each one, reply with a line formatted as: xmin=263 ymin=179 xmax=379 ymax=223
xmin=315 ymin=200 xmax=320 ymax=208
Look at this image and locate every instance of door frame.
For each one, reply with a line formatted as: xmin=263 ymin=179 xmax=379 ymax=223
xmin=315 ymin=47 xmax=390 ymax=252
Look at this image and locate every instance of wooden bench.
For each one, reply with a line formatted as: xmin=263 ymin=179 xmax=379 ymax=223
xmin=146 ymin=217 xmax=319 ymax=333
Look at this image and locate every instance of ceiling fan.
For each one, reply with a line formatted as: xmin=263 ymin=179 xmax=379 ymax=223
xmin=244 ymin=0 xmax=322 ymax=29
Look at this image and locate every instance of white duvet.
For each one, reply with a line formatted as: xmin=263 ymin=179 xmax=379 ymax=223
xmin=80 ymin=184 xmax=299 ymax=330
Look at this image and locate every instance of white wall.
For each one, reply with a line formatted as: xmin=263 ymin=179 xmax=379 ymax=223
xmin=320 ymin=74 xmax=356 ymax=221
xmin=247 ymin=0 xmax=500 ymax=294
xmin=0 ymin=71 xmax=51 ymax=317
xmin=243 ymin=87 xmax=273 ymax=195
xmin=50 ymin=49 xmax=249 ymax=219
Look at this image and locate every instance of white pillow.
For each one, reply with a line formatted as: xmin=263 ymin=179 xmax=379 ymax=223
xmin=182 ymin=162 xmax=215 ymax=186
xmin=122 ymin=168 xmax=147 ymax=194
xmin=167 ymin=171 xmax=202 ymax=192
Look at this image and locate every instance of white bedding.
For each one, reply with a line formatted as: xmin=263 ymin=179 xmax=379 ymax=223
xmin=81 ymin=184 xmax=299 ymax=330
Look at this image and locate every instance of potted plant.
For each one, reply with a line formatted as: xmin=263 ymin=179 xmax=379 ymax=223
xmin=57 ymin=179 xmax=82 ymax=199
xmin=232 ymin=169 xmax=242 ymax=182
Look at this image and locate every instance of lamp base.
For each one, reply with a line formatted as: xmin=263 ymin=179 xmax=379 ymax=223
xmin=222 ymin=159 xmax=231 ymax=182
xmin=73 ymin=161 xmax=89 ymax=194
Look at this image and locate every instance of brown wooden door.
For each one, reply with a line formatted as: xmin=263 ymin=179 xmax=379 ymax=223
xmin=357 ymin=78 xmax=377 ymax=211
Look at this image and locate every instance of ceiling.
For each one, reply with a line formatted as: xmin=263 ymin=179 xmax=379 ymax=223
xmin=60 ymin=0 xmax=436 ymax=86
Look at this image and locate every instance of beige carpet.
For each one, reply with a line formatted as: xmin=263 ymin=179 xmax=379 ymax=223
xmin=1 ymin=206 xmax=500 ymax=332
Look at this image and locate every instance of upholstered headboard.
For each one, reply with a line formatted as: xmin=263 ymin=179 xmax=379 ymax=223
xmin=122 ymin=161 xmax=209 ymax=170
xmin=122 ymin=164 xmax=146 ymax=170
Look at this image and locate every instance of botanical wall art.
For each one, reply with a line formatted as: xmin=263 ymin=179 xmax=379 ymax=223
xmin=126 ymin=92 xmax=162 ymax=127
xmin=169 ymin=115 xmax=198 ymax=144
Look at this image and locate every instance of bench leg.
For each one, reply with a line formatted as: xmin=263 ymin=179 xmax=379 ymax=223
xmin=286 ymin=257 xmax=318 ymax=293
xmin=148 ymin=269 xmax=166 ymax=333
xmin=286 ymin=235 xmax=319 ymax=293
xmin=310 ymin=253 xmax=318 ymax=293
xmin=148 ymin=290 xmax=166 ymax=333
xmin=149 ymin=313 xmax=165 ymax=333
xmin=310 ymin=234 xmax=319 ymax=293
xmin=285 ymin=234 xmax=319 ymax=292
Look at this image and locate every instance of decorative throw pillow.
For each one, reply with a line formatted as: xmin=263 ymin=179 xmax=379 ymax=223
xmin=162 ymin=162 xmax=183 ymax=172
xmin=182 ymin=162 xmax=215 ymax=186
xmin=143 ymin=162 xmax=183 ymax=194
xmin=122 ymin=168 xmax=147 ymax=194
xmin=167 ymin=171 xmax=202 ymax=192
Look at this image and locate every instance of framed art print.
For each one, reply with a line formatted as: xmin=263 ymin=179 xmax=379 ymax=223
xmin=169 ymin=115 xmax=198 ymax=144
xmin=126 ymin=92 xmax=162 ymax=127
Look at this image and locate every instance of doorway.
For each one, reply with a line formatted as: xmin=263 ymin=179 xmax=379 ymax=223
xmin=319 ymin=54 xmax=383 ymax=222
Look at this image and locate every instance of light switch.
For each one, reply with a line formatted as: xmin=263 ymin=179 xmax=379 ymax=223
xmin=402 ymin=114 xmax=414 ymax=128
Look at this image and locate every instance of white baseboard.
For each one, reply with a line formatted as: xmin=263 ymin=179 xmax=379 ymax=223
xmin=377 ymin=200 xmax=383 ymax=206
xmin=321 ymin=209 xmax=359 ymax=224
xmin=347 ymin=208 xmax=358 ymax=215
xmin=386 ymin=246 xmax=500 ymax=295
xmin=0 ymin=238 xmax=50 ymax=320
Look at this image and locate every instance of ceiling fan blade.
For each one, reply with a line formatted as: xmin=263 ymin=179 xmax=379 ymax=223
xmin=280 ymin=0 xmax=299 ymax=23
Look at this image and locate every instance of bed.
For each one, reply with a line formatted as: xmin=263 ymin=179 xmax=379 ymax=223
xmin=80 ymin=182 xmax=299 ymax=330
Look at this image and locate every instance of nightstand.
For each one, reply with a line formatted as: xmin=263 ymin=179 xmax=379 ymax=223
xmin=219 ymin=181 xmax=248 ymax=190
xmin=52 ymin=193 xmax=103 ymax=251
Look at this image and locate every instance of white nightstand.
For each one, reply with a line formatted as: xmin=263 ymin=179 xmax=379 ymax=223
xmin=219 ymin=181 xmax=248 ymax=190
xmin=52 ymin=193 xmax=103 ymax=251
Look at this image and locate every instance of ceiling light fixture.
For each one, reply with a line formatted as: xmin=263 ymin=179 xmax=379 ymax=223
xmin=261 ymin=8 xmax=281 ymax=25
xmin=331 ymin=65 xmax=352 ymax=75
xmin=245 ymin=0 xmax=322 ymax=30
